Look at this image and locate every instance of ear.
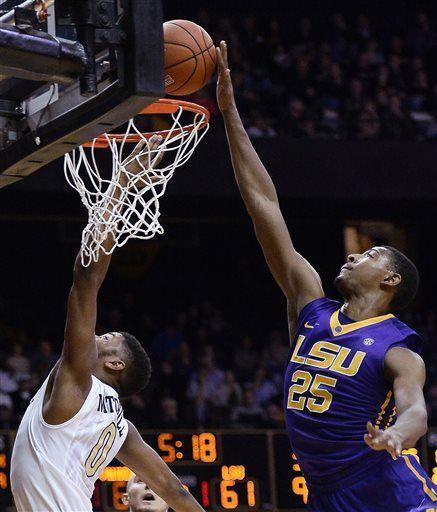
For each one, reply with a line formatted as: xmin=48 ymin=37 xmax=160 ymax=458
xmin=121 ymin=492 xmax=129 ymax=506
xmin=104 ymin=357 xmax=126 ymax=373
xmin=382 ymin=271 xmax=401 ymax=289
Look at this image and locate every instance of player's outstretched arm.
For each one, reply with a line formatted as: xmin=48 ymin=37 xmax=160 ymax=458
xmin=364 ymin=347 xmax=427 ymax=458
xmin=216 ymin=41 xmax=323 ymax=319
xmin=117 ymin=421 xmax=206 ymax=512
xmin=43 ymin=137 xmax=162 ymax=423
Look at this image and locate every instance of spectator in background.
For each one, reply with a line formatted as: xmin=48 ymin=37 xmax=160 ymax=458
xmin=263 ymin=330 xmax=289 ymax=368
xmin=264 ymin=402 xmax=285 ymax=428
xmin=280 ymin=97 xmax=306 ymax=136
xmin=252 ymin=366 xmax=278 ymax=406
xmin=186 ymin=352 xmax=224 ymax=426
xmin=158 ymin=361 xmax=181 ymax=399
xmin=231 ymin=389 xmax=265 ymax=428
xmin=153 ymin=325 xmax=185 ymax=360
xmin=0 ymin=394 xmax=15 ymax=429
xmin=123 ymin=393 xmax=149 ymax=427
xmin=210 ymin=370 xmax=242 ymax=426
xmin=232 ymin=335 xmax=259 ymax=383
xmin=356 ymin=101 xmax=381 ymax=139
xmin=160 ymin=397 xmax=182 ymax=429
xmin=0 ymin=359 xmax=18 ymax=394
xmin=381 ymin=94 xmax=413 ymax=139
xmin=32 ymin=339 xmax=59 ymax=379
xmin=122 ymin=475 xmax=169 ymax=512
xmin=247 ymin=110 xmax=277 ymax=138
xmin=173 ymin=341 xmax=194 ymax=391
xmin=7 ymin=343 xmax=30 ymax=377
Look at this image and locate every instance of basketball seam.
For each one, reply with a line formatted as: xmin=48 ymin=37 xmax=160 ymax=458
xmin=199 ymin=40 xmax=207 ymax=86
xmin=200 ymin=29 xmax=216 ymax=66
xmin=167 ymin=52 xmax=198 ymax=94
xmin=168 ymin=22 xmax=204 ymax=54
xmin=165 ymin=44 xmax=215 ymax=71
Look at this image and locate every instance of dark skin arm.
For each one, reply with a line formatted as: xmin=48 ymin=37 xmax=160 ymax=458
xmin=364 ymin=347 xmax=427 ymax=458
xmin=216 ymin=41 xmax=324 ymax=328
xmin=43 ymin=137 xmax=162 ymax=424
xmin=117 ymin=421 xmax=205 ymax=512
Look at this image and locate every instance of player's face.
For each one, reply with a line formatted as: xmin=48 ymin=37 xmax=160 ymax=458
xmin=127 ymin=477 xmax=169 ymax=512
xmin=95 ymin=332 xmax=125 ymax=355
xmin=334 ymin=246 xmax=393 ymax=296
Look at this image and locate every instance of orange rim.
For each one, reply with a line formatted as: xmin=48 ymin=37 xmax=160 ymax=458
xmin=84 ymin=98 xmax=210 ymax=149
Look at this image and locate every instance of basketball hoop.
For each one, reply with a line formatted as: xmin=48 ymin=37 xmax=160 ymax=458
xmin=64 ymin=98 xmax=210 ymax=266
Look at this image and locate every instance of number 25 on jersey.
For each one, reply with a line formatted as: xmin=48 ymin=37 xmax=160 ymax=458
xmin=287 ymin=371 xmax=336 ymax=413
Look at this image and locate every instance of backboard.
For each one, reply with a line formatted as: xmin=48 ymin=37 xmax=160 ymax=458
xmin=0 ymin=0 xmax=164 ymax=188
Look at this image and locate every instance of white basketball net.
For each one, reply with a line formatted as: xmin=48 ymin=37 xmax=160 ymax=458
xmin=64 ymin=103 xmax=209 ymax=267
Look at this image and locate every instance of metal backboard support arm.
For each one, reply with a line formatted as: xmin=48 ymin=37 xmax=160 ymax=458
xmin=0 ymin=0 xmax=164 ymax=189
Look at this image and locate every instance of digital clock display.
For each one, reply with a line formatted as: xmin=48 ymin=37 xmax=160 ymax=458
xmin=156 ymin=432 xmax=220 ymax=464
xmin=1 ymin=429 xmax=434 ymax=511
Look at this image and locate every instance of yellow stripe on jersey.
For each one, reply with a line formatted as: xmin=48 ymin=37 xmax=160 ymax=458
xmin=374 ymin=391 xmax=392 ymax=429
xmin=402 ymin=455 xmax=437 ymax=502
xmin=329 ymin=309 xmax=394 ymax=337
xmin=384 ymin=406 xmax=397 ymax=429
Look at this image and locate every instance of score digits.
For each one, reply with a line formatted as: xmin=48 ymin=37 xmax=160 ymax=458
xmin=157 ymin=432 xmax=218 ymax=464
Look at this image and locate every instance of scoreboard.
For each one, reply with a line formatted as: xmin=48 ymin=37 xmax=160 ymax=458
xmin=92 ymin=430 xmax=309 ymax=511
xmin=0 ymin=429 xmax=435 ymax=511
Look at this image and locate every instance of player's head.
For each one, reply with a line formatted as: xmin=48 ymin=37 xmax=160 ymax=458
xmin=95 ymin=331 xmax=152 ymax=398
xmin=122 ymin=475 xmax=169 ymax=512
xmin=334 ymin=246 xmax=419 ymax=312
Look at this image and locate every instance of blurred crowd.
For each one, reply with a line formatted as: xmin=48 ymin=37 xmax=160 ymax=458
xmin=1 ymin=296 xmax=436 ymax=431
xmin=192 ymin=10 xmax=437 ymax=140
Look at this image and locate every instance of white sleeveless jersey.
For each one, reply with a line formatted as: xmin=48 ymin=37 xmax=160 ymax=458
xmin=11 ymin=373 xmax=128 ymax=512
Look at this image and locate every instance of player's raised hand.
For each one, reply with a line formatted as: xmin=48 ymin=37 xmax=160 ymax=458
xmin=121 ymin=134 xmax=164 ymax=187
xmin=216 ymin=40 xmax=236 ymax=113
xmin=364 ymin=421 xmax=403 ymax=460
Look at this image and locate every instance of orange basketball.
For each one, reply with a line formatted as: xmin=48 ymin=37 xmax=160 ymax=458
xmin=163 ymin=20 xmax=217 ymax=96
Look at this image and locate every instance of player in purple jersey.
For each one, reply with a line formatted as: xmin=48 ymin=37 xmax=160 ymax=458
xmin=216 ymin=41 xmax=437 ymax=511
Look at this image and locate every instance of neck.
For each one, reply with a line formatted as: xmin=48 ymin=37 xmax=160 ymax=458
xmin=341 ymin=293 xmax=392 ymax=321
xmin=93 ymin=368 xmax=118 ymax=390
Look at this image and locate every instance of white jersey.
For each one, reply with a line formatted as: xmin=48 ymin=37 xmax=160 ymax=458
xmin=11 ymin=372 xmax=128 ymax=512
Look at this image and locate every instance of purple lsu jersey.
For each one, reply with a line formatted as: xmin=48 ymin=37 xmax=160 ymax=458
xmin=283 ymin=297 xmax=422 ymax=486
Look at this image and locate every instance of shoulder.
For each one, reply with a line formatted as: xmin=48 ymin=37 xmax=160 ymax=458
xmin=288 ymin=297 xmax=339 ymax=341
xmin=384 ymin=344 xmax=426 ymax=383
xmin=298 ymin=297 xmax=340 ymax=322
xmin=385 ymin=317 xmax=423 ymax=354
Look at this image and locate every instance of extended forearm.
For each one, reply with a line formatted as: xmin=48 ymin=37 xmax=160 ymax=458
xmin=73 ymin=248 xmax=112 ymax=290
xmin=222 ymin=106 xmax=279 ymax=212
xmin=390 ymin=404 xmax=427 ymax=448
xmin=73 ymin=181 xmax=122 ymax=284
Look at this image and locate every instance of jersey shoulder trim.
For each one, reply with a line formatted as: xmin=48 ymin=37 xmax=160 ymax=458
xmin=329 ymin=309 xmax=394 ymax=337
xmin=39 ymin=375 xmax=99 ymax=430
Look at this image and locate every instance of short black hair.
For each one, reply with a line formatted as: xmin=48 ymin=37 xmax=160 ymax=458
xmin=382 ymin=246 xmax=419 ymax=312
xmin=118 ymin=331 xmax=152 ymax=398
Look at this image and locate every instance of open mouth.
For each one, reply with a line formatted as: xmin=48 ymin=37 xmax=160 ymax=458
xmin=144 ymin=492 xmax=155 ymax=502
